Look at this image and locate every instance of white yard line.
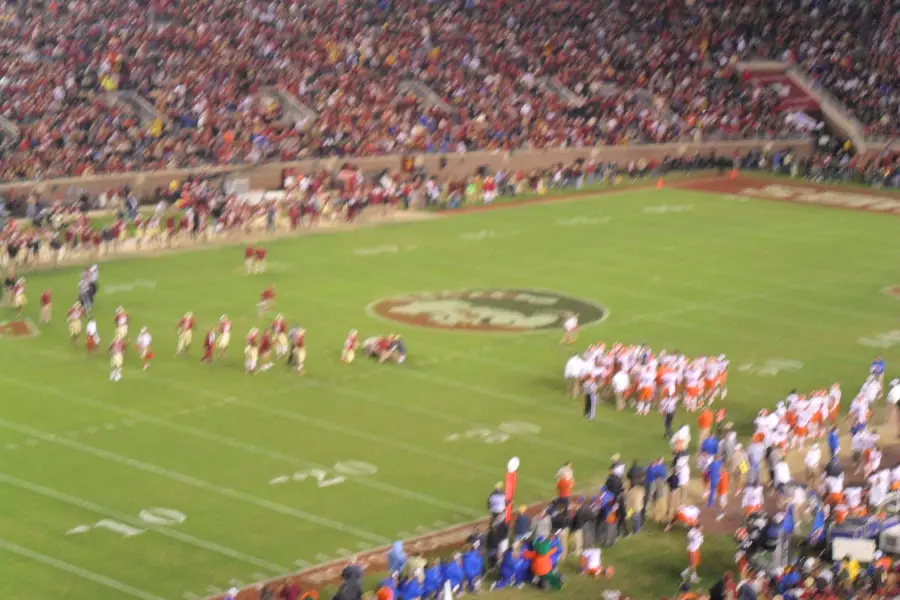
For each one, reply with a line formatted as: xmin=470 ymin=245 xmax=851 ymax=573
xmin=0 ymin=373 xmax=480 ymax=519
xmin=0 ymin=472 xmax=288 ymax=573
xmin=0 ymin=537 xmax=170 ymax=600
xmin=0 ymin=418 xmax=390 ymax=545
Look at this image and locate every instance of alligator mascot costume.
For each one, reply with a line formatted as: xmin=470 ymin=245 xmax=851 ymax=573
xmin=523 ymin=537 xmax=563 ymax=590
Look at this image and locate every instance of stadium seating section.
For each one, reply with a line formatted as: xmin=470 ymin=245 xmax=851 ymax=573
xmin=0 ymin=0 xmax=894 ymax=182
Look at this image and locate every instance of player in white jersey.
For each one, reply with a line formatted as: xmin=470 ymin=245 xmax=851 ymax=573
xmin=891 ymin=464 xmax=900 ymax=491
xmin=823 ymin=472 xmax=844 ymax=504
xmin=703 ymin=357 xmax=723 ymax=404
xmin=807 ymin=394 xmax=824 ymax=439
xmin=136 ymin=327 xmax=154 ymax=370
xmin=861 ymin=376 xmax=881 ymax=404
xmin=684 ymin=526 xmax=704 ymax=583
xmin=865 ymin=446 xmax=882 ymax=479
xmin=848 ymin=395 xmax=870 ymax=426
xmin=683 ymin=365 xmax=702 ymax=412
xmin=741 ymin=484 xmax=764 ymax=516
xmin=636 ymin=364 xmax=655 ymax=415
xmin=85 ymin=318 xmax=100 ymax=352
xmin=868 ymin=469 xmax=890 ymax=510
xmin=560 ymin=313 xmax=579 ymax=345
xmin=844 ymin=486 xmax=866 ymax=517
xmin=564 ymin=354 xmax=587 ymax=398
xmin=793 ymin=407 xmax=812 ymax=449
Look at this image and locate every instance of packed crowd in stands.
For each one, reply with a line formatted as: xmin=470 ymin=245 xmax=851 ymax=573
xmin=0 ymin=0 xmax=839 ymax=183
xmin=703 ymin=0 xmax=900 ymax=141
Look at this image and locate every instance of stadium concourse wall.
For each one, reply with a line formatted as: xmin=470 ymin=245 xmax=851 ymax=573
xmin=0 ymin=139 xmax=811 ymax=200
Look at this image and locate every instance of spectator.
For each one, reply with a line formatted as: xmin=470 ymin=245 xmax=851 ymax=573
xmin=570 ymin=497 xmax=595 ymax=555
xmin=512 ymin=505 xmax=531 ymax=542
xmin=387 ymin=541 xmax=407 ymax=574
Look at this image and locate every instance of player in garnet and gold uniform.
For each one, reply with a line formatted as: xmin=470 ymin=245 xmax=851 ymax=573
xmin=292 ymin=328 xmax=306 ymax=374
xmin=272 ymin=314 xmax=289 ymax=358
xmin=216 ymin=315 xmax=232 ymax=361
xmin=176 ymin=311 xmax=195 ymax=356
xmin=244 ymin=245 xmax=255 ymax=275
xmin=136 ymin=326 xmax=154 ymax=370
xmin=109 ymin=336 xmax=125 ymax=382
xmin=67 ymin=302 xmax=84 ymax=343
xmin=342 ymin=329 xmax=358 ymax=364
xmin=245 ymin=328 xmax=259 ymax=374
xmin=113 ymin=306 xmax=129 ymax=341
xmin=258 ymin=285 xmax=276 ymax=318
xmin=254 ymin=246 xmax=267 ymax=275
xmin=201 ymin=328 xmax=216 ymax=363
xmin=39 ymin=288 xmax=52 ymax=324
xmin=259 ymin=329 xmax=274 ymax=370
xmin=12 ymin=277 xmax=26 ymax=316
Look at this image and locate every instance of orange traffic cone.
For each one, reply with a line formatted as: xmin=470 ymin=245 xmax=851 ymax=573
xmin=656 ymin=178 xmax=664 ymax=189
xmin=729 ymin=169 xmax=738 ymax=181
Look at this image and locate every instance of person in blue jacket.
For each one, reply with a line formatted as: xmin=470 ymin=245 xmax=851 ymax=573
xmin=388 ymin=541 xmax=407 ymax=574
xmin=422 ymin=559 xmax=443 ymax=599
xmin=399 ymin=569 xmax=424 ymax=600
xmin=462 ymin=542 xmax=484 ymax=592
xmin=441 ymin=553 xmax=464 ymax=595
xmin=828 ymin=425 xmax=840 ymax=460
xmin=491 ymin=545 xmax=527 ymax=590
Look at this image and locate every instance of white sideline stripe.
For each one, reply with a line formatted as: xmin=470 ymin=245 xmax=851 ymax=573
xmin=0 ymin=537 xmax=168 ymax=600
xmin=0 ymin=372 xmax=480 ymax=519
xmin=0 ymin=472 xmax=288 ymax=573
xmin=0 ymin=418 xmax=389 ymax=545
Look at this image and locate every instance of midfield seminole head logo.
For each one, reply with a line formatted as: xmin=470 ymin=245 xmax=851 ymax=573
xmin=368 ymin=289 xmax=608 ymax=333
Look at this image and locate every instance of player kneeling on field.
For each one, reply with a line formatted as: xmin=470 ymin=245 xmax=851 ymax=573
xmin=342 ymin=329 xmax=358 ymax=364
xmin=362 ymin=335 xmax=405 ymax=363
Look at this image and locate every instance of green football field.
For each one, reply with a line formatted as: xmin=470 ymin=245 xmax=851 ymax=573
xmin=1 ymin=181 xmax=898 ymax=600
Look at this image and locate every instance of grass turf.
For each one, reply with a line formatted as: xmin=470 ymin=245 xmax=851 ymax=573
xmin=0 ymin=183 xmax=898 ymax=600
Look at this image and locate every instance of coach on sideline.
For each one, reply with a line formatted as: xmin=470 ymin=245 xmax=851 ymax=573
xmin=487 ymin=483 xmax=506 ymax=520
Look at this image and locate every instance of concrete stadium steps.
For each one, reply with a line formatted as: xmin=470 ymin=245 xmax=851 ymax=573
xmin=397 ymin=80 xmax=452 ymax=113
xmin=101 ymin=91 xmax=162 ymax=127
xmin=258 ymin=87 xmax=317 ymax=130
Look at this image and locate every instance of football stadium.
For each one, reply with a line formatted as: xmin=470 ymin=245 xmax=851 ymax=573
xmin=0 ymin=1 xmax=899 ymax=600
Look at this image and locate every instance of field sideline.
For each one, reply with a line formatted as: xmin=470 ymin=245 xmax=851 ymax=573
xmin=0 ymin=175 xmax=898 ymax=600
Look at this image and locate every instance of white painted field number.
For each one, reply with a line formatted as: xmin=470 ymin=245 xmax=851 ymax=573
xmin=858 ymin=330 xmax=900 ymax=349
xmin=269 ymin=460 xmax=378 ymax=486
xmin=66 ymin=507 xmax=186 ymax=538
xmin=445 ymin=421 xmax=541 ymax=444
xmin=738 ymin=359 xmax=804 ymax=376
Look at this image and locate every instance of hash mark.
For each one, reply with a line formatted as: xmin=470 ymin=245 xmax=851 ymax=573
xmin=396 ymin=531 xmax=412 ymax=539
xmin=5 ymin=443 xmax=18 ymax=450
xmin=315 ymin=554 xmax=331 ymax=562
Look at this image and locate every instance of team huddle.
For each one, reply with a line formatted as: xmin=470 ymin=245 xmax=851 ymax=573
xmin=564 ymin=342 xmax=729 ymax=415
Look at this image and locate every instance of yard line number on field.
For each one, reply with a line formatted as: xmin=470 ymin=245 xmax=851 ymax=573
xmin=737 ymin=359 xmax=804 ymax=376
xmin=642 ymin=204 xmax=694 ymax=214
xmin=858 ymin=330 xmax=900 ymax=349
xmin=67 ymin=507 xmax=187 ymax=538
xmin=269 ymin=460 xmax=378 ymax=486
xmin=444 ymin=421 xmax=541 ymax=444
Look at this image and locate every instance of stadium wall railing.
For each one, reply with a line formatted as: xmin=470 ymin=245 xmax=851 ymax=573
xmin=0 ymin=139 xmax=812 ymax=200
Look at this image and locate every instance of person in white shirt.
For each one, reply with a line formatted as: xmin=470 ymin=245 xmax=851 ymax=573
xmin=869 ymin=469 xmax=890 ymax=510
xmin=564 ymin=354 xmax=586 ymax=398
xmin=888 ymin=379 xmax=900 ymax=436
xmin=560 ymin=313 xmax=579 ymax=345
xmin=773 ymin=459 xmax=791 ymax=490
xmin=611 ymin=368 xmax=630 ymax=412
xmin=804 ymin=444 xmax=821 ymax=487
